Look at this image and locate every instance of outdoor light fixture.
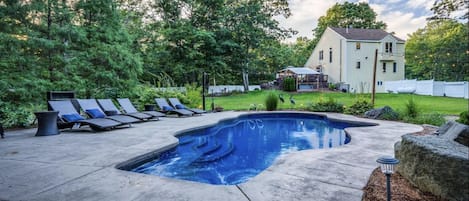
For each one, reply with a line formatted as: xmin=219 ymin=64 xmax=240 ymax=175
xmin=376 ymin=156 xmax=400 ymax=201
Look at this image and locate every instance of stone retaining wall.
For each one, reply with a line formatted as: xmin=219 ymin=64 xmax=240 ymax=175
xmin=394 ymin=121 xmax=469 ymax=201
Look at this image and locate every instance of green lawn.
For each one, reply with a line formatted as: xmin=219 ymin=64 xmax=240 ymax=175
xmin=209 ymin=90 xmax=468 ymax=115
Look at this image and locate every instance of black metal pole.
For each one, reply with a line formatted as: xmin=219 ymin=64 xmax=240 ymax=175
xmin=202 ymin=72 xmax=206 ymax=111
xmin=386 ymin=173 xmax=391 ymax=201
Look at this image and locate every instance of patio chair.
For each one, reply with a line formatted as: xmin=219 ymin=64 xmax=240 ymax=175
xmin=76 ymin=99 xmax=141 ymax=124
xmin=116 ymin=98 xmax=165 ymax=119
xmin=154 ymin=98 xmax=194 ymax=117
xmin=168 ymin=98 xmax=206 ymax=115
xmin=97 ymin=99 xmax=153 ymax=121
xmin=48 ymin=100 xmax=123 ymax=131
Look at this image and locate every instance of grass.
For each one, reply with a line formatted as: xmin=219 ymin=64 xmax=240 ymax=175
xmin=210 ymin=90 xmax=468 ymax=115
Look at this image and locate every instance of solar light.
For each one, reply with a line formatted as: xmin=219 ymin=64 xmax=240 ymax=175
xmin=376 ymin=156 xmax=399 ymax=201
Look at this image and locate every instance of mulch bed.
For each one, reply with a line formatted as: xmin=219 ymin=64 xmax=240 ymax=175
xmin=361 ymin=125 xmax=447 ymax=201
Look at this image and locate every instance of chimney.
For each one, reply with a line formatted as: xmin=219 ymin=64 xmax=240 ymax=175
xmin=346 ymin=27 xmax=348 ymax=33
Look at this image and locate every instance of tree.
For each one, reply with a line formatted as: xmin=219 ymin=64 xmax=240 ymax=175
xmin=72 ymin=0 xmax=143 ymax=98
xmin=405 ymin=20 xmax=469 ymax=81
xmin=430 ymin=0 xmax=468 ymax=20
xmin=309 ymin=2 xmax=386 ymax=51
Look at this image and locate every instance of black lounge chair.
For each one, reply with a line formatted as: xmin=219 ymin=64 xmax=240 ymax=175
xmin=168 ymin=98 xmax=206 ymax=115
xmin=76 ymin=99 xmax=141 ymax=124
xmin=116 ymin=98 xmax=165 ymax=118
xmin=97 ymin=99 xmax=154 ymax=121
xmin=48 ymin=100 xmax=123 ymax=131
xmin=155 ymin=98 xmax=194 ymax=117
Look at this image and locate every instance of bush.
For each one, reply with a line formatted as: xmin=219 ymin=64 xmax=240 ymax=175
xmin=309 ymin=97 xmax=344 ymax=113
xmin=403 ymin=113 xmax=446 ymax=126
xmin=283 ymin=77 xmax=296 ymax=92
xmin=405 ymin=98 xmax=419 ymax=118
xmin=345 ymin=99 xmax=374 ymax=116
xmin=328 ymin=83 xmax=336 ymax=90
xmin=265 ymin=92 xmax=278 ymax=111
xmin=456 ymin=111 xmax=469 ymax=125
xmin=184 ymin=83 xmax=202 ymax=108
xmin=0 ymin=102 xmax=38 ymax=128
xmin=133 ymin=84 xmax=187 ymax=111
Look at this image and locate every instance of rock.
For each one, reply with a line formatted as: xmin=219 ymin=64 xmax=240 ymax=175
xmin=364 ymin=106 xmax=399 ymax=120
xmin=436 ymin=121 xmax=469 ymax=146
xmin=395 ymin=121 xmax=469 ymax=201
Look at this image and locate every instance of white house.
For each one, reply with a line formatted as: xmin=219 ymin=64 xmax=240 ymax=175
xmin=304 ymin=27 xmax=405 ymax=93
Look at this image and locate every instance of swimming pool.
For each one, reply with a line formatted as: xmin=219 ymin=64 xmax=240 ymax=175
xmin=128 ymin=113 xmax=370 ymax=185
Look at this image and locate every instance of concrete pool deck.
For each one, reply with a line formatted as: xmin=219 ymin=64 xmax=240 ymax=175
xmin=0 ymin=111 xmax=422 ymax=201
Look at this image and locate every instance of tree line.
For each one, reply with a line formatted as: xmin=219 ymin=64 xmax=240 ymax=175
xmin=0 ymin=0 xmax=467 ymax=128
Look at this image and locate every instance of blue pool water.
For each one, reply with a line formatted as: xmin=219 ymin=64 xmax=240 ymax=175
xmin=131 ymin=113 xmax=363 ymax=185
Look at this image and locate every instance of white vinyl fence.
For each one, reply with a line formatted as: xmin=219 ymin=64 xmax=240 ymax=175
xmin=384 ymin=79 xmax=468 ymax=99
xmin=157 ymin=85 xmax=261 ymax=94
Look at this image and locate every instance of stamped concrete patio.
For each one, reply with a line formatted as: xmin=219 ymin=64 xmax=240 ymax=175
xmin=0 ymin=111 xmax=422 ymax=201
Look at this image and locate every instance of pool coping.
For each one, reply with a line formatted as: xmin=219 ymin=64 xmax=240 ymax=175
xmin=0 ymin=111 xmax=423 ymax=201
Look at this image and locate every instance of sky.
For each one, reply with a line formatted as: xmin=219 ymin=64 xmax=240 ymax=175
xmin=276 ymin=0 xmax=435 ymax=42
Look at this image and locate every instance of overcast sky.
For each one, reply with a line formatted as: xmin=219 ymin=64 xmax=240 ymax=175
xmin=277 ymin=0 xmax=435 ymax=42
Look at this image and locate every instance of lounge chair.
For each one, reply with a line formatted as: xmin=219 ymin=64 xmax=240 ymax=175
xmin=97 ymin=99 xmax=154 ymax=121
xmin=154 ymin=98 xmax=194 ymax=117
xmin=168 ymin=98 xmax=206 ymax=114
xmin=48 ymin=100 xmax=123 ymax=131
xmin=76 ymin=99 xmax=141 ymax=124
xmin=116 ymin=98 xmax=165 ymax=118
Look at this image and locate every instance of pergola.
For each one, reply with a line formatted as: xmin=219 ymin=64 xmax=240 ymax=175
xmin=277 ymin=67 xmax=327 ymax=91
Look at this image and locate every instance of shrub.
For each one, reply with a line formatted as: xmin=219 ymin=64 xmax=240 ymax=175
xmin=265 ymin=92 xmax=278 ymax=111
xmin=134 ymin=84 xmax=186 ymax=111
xmin=309 ymin=97 xmax=344 ymax=113
xmin=328 ymin=83 xmax=336 ymax=90
xmin=345 ymin=99 xmax=374 ymax=116
xmin=0 ymin=102 xmax=38 ymax=128
xmin=404 ymin=98 xmax=419 ymax=118
xmin=283 ymin=77 xmax=296 ymax=92
xmin=403 ymin=113 xmax=446 ymax=126
xmin=184 ymin=83 xmax=202 ymax=108
xmin=456 ymin=111 xmax=469 ymax=125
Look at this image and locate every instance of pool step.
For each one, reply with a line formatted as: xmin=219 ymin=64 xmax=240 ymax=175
xmin=194 ymin=143 xmax=234 ymax=163
xmin=193 ymin=140 xmax=221 ymax=155
xmin=178 ymin=137 xmax=195 ymax=145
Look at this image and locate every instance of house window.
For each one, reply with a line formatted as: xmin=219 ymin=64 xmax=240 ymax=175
xmin=356 ymin=42 xmax=361 ymax=50
xmin=377 ymin=81 xmax=383 ymax=86
xmin=319 ymin=50 xmax=323 ymax=60
xmin=356 ymin=61 xmax=361 ymax=69
xmin=382 ymin=62 xmax=387 ymax=72
xmin=385 ymin=42 xmax=393 ymax=53
xmin=329 ymin=48 xmax=332 ymax=63
xmin=393 ymin=62 xmax=397 ymax=73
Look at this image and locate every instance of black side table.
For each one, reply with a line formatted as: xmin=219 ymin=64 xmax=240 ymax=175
xmin=144 ymin=104 xmax=156 ymax=111
xmin=34 ymin=111 xmax=60 ymax=136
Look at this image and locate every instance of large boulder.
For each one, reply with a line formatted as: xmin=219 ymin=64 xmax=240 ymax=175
xmin=395 ymin=121 xmax=469 ymax=201
xmin=364 ymin=106 xmax=399 ymax=120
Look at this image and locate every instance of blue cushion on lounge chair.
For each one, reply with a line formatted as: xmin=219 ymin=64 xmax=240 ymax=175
xmin=86 ymin=109 xmax=106 ymax=118
xmin=62 ymin=113 xmax=85 ymax=122
xmin=175 ymin=104 xmax=186 ymax=109
xmin=162 ymin=105 xmax=174 ymax=111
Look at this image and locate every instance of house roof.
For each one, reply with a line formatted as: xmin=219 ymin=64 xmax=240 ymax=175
xmin=329 ymin=27 xmax=405 ymax=42
xmin=278 ymin=67 xmax=320 ymax=75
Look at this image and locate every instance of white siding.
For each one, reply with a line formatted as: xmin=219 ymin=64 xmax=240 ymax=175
xmin=305 ymin=28 xmax=405 ymax=93
xmin=305 ymin=27 xmax=344 ymax=84
xmin=345 ymin=41 xmax=379 ymax=93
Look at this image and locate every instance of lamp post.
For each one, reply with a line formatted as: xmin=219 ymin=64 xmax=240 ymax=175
xmin=376 ymin=156 xmax=399 ymax=201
